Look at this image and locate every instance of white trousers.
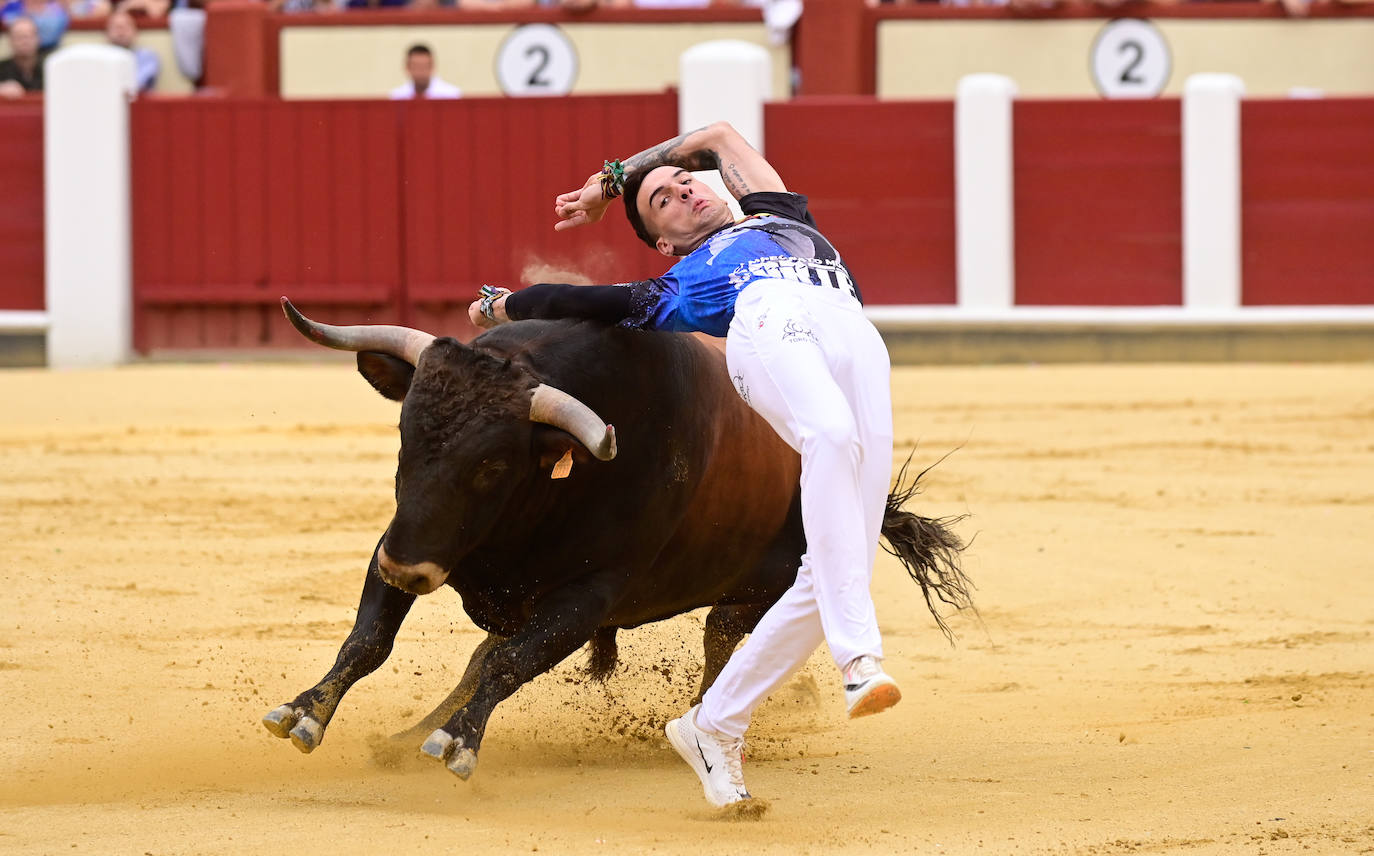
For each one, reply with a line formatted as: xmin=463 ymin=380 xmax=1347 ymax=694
xmin=697 ymin=280 xmax=894 ymax=740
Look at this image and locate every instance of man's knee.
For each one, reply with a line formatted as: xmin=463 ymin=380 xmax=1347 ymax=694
xmin=799 ymin=412 xmax=860 ymax=460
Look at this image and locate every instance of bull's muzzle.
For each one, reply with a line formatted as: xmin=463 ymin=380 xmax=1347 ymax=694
xmin=376 ymin=543 xmax=449 ymax=595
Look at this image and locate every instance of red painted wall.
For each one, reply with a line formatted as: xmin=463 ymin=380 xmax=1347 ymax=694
xmin=0 ymin=103 xmax=44 ymax=312
xmin=1241 ymin=98 xmax=1374 ymax=305
xmin=5 ymin=93 xmax=1373 ymax=348
xmin=765 ymin=98 xmax=956 ymax=305
xmin=133 ymin=99 xmax=404 ymax=349
xmin=130 ymin=93 xmax=675 ymax=349
xmin=1014 ymin=99 xmax=1182 ymax=306
xmin=397 ymin=94 xmax=676 ymax=335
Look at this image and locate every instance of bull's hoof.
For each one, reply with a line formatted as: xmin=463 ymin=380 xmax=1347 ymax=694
xmin=420 ymin=728 xmax=479 ymax=780
xmin=446 ymin=747 xmax=478 ymax=780
xmin=420 ymin=728 xmax=454 ymax=761
xmin=262 ymin=704 xmax=300 ymax=739
xmin=289 ymin=715 xmax=324 ymax=754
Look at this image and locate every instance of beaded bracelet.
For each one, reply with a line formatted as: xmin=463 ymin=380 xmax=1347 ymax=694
xmin=598 ymin=159 xmax=626 ymax=200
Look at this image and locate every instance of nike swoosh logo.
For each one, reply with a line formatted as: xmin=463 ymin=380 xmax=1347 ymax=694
xmin=845 ymin=681 xmax=867 ymax=692
xmin=694 ymin=737 xmax=713 ymax=773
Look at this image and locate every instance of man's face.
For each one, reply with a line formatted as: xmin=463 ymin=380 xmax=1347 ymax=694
xmin=406 ymin=53 xmax=434 ymax=90
xmin=7 ymin=18 xmax=38 ymax=59
xmin=637 ymin=165 xmax=733 ymax=257
xmin=106 ymin=12 xmax=136 ymax=49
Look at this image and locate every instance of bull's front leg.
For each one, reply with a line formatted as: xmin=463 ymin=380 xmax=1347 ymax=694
xmin=263 ymin=544 xmax=417 ymax=753
xmin=419 ymin=577 xmax=617 ymax=780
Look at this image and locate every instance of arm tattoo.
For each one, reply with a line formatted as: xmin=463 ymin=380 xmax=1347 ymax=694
xmin=722 ymin=162 xmax=752 ymax=198
xmin=623 ymin=127 xmax=720 ymax=175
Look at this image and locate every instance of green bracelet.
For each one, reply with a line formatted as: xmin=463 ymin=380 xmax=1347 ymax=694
xmin=599 ymin=159 xmax=626 ymax=200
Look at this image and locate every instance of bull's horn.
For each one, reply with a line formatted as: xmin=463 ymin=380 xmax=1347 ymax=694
xmin=281 ymin=297 xmax=435 ymax=366
xmin=529 ymin=385 xmax=617 ymax=461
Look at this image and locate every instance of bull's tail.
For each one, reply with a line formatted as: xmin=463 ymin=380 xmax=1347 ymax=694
xmin=584 ymin=626 xmax=619 ymax=682
xmin=881 ymin=451 xmax=975 ymax=643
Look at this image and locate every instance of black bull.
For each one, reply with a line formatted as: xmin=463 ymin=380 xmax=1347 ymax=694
xmin=262 ymin=298 xmax=972 ymax=780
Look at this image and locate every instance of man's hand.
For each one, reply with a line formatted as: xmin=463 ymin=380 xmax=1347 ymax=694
xmin=0 ymin=81 xmax=26 ymax=100
xmin=554 ymin=181 xmax=613 ymax=232
xmin=468 ymin=286 xmax=512 ymax=328
xmin=468 ymin=296 xmax=509 ymax=328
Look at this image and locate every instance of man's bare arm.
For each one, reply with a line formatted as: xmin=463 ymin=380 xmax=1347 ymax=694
xmin=552 ymin=122 xmax=786 ymax=231
xmin=620 ymin=121 xmax=786 ymax=200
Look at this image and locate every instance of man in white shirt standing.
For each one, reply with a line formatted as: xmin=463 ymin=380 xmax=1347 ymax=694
xmin=389 ymin=43 xmax=461 ymax=100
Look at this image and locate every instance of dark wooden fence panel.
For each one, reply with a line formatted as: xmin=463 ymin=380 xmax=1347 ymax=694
xmin=1242 ymin=98 xmax=1374 ymax=305
xmin=0 ymin=103 xmax=44 ymax=312
xmin=1014 ymin=99 xmax=1182 ymax=306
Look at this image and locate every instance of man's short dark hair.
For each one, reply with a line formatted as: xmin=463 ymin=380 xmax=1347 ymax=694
xmin=406 ymin=44 xmax=433 ymax=59
xmin=622 ymin=168 xmax=656 ymax=249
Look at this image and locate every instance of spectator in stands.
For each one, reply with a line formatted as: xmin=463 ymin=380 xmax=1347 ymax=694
xmin=389 ymin=43 xmax=461 ymax=100
xmin=270 ymin=0 xmax=336 ymax=12
xmin=65 ymin=0 xmax=111 ymax=19
xmin=105 ymin=8 xmax=160 ymax=92
xmin=0 ymin=15 xmax=46 ymax=97
xmin=0 ymin=0 xmax=66 ymax=50
xmin=580 ymin=0 xmax=797 ymax=43
xmin=118 ymin=0 xmax=171 ymax=16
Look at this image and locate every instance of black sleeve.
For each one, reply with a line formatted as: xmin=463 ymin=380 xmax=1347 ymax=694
xmin=739 ymin=191 xmax=817 ymax=229
xmin=504 ymin=283 xmax=633 ymax=325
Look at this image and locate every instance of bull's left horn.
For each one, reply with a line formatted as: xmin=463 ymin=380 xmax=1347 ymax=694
xmin=281 ymin=297 xmax=435 ymax=366
xmin=529 ymin=385 xmax=617 ymax=461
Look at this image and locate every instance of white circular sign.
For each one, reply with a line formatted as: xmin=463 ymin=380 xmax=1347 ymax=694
xmin=1090 ymin=19 xmax=1171 ymax=99
xmin=496 ymin=24 xmax=578 ymax=97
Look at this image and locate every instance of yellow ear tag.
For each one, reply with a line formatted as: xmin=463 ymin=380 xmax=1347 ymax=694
xmin=551 ymin=449 xmax=573 ymax=480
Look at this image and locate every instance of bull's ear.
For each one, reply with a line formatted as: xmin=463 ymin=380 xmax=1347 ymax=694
xmin=357 ymin=352 xmax=415 ymax=401
xmin=533 ymin=425 xmax=596 ymax=472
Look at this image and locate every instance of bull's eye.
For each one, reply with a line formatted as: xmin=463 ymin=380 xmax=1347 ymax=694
xmin=472 ymin=459 xmax=510 ymax=492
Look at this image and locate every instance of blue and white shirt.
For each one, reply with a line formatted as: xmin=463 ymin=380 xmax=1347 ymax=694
xmin=620 ymin=191 xmax=861 ymax=337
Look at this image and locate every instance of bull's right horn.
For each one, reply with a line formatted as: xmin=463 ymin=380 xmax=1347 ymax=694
xmin=529 ymin=385 xmax=617 ymax=461
xmin=281 ymin=297 xmax=435 ymax=366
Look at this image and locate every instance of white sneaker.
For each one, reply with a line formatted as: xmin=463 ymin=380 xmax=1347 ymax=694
xmin=664 ymin=705 xmax=751 ymax=807
xmin=843 ymin=655 xmax=902 ymax=718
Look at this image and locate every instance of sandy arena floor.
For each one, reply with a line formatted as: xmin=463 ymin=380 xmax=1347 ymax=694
xmin=1 ymin=360 xmax=1371 ymax=855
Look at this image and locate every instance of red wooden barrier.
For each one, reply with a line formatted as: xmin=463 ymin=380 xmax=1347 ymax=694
xmin=130 ymin=92 xmax=676 ymax=349
xmin=1014 ymin=99 xmax=1182 ymax=306
xmin=0 ymin=102 xmax=45 ymax=312
xmin=399 ymin=93 xmax=676 ymax=334
xmin=1 ymin=92 xmax=1365 ymax=353
xmin=133 ymin=98 xmax=405 ymax=349
xmin=764 ymin=98 xmax=956 ymax=305
xmin=1241 ymin=98 xmax=1374 ymax=305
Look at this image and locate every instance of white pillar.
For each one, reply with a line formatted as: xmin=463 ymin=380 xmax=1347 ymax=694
xmin=44 ymin=45 xmax=136 ymax=368
xmin=955 ymin=73 xmax=1017 ymax=312
xmin=679 ymin=40 xmax=771 ymax=217
xmin=1182 ymin=73 xmax=1245 ymax=313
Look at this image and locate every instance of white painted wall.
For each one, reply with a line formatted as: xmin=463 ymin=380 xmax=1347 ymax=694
xmin=955 ymin=73 xmax=1018 ymax=312
xmin=44 ymin=45 xmax=136 ymax=368
xmin=1182 ymin=73 xmax=1245 ymax=312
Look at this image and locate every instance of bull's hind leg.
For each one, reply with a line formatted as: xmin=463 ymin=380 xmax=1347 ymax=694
xmin=263 ymin=544 xmax=416 ymax=753
xmin=391 ymin=632 xmax=506 ymax=743
xmin=694 ymin=602 xmax=771 ymax=705
xmin=419 ymin=577 xmax=617 ymax=780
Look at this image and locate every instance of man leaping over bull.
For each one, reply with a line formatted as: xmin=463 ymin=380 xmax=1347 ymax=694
xmin=468 ymin=122 xmax=900 ymax=809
